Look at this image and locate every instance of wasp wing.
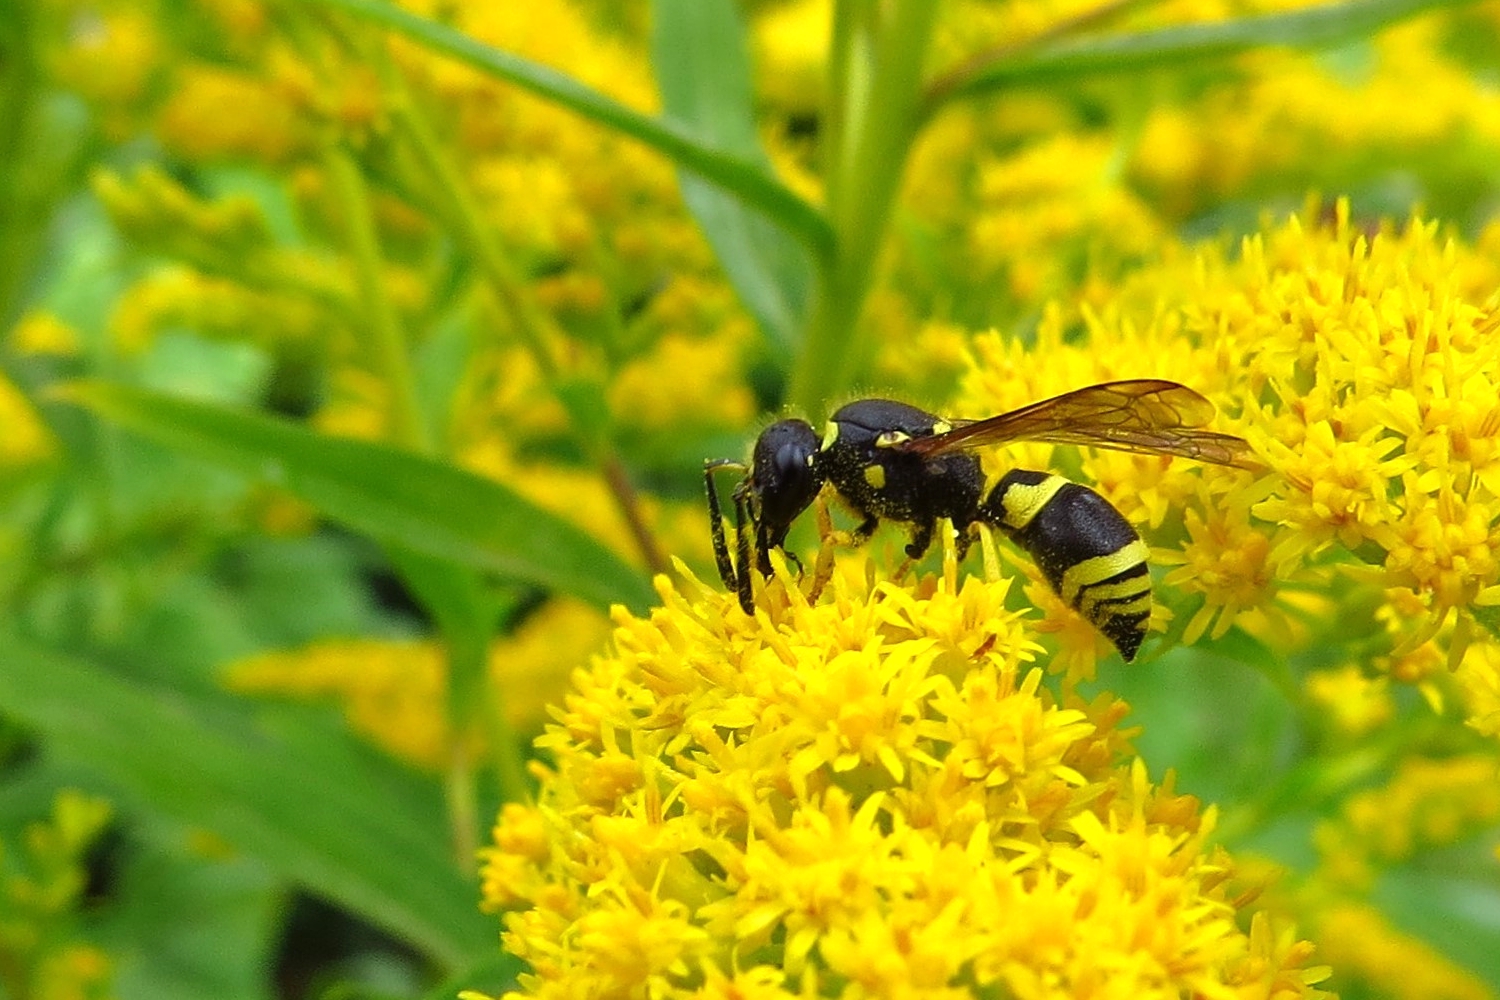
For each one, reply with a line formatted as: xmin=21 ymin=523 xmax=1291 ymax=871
xmin=900 ymin=380 xmax=1261 ymax=469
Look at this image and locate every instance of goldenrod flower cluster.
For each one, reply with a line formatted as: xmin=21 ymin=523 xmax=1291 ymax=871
xmin=0 ymin=791 xmax=116 ymax=1000
xmin=947 ymin=202 xmax=1500 ymax=703
xmin=226 ymin=598 xmax=613 ymax=770
xmin=478 ymin=555 xmax=1329 ymax=1000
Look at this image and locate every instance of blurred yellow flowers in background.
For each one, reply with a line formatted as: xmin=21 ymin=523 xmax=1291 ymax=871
xmin=4 ymin=0 xmax=1500 ymax=998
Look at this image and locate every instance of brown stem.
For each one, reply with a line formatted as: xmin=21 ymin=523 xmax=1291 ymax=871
xmin=602 ymin=453 xmax=669 ymax=577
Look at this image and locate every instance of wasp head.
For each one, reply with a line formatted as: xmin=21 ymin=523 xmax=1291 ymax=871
xmin=745 ymin=418 xmax=822 ymax=569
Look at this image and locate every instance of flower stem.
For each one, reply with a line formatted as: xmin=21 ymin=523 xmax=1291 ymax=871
xmin=323 ymin=146 xmax=433 ymax=453
xmin=791 ymin=0 xmax=940 ymax=419
xmin=378 ymin=65 xmax=562 ymax=381
xmin=377 ymin=52 xmax=667 ymax=575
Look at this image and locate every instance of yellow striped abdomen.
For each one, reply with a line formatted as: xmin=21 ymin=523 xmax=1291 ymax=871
xmin=981 ymin=470 xmax=1151 ymax=661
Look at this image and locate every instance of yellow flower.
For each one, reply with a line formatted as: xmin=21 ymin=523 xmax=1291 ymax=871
xmin=0 ymin=372 xmax=56 ymax=468
xmin=478 ymin=555 xmax=1327 ymax=999
xmin=108 ymin=266 xmax=327 ymax=355
xmin=226 ymin=599 xmax=612 ymax=770
xmin=752 ymin=0 xmax=830 ymax=116
xmin=1159 ymin=484 xmax=1276 ymax=644
xmin=954 ymin=200 xmax=1500 ymax=690
xmin=0 ymin=791 xmax=116 ymax=1000
xmin=1455 ymin=641 xmax=1500 ymax=742
xmin=1313 ymin=903 xmax=1494 ymax=1000
xmin=9 ymin=311 xmax=81 ymax=356
xmin=1130 ymin=16 xmax=1500 ymax=220
xmin=607 ymin=330 xmax=756 ymax=434
xmin=1314 ymin=754 xmax=1500 ymax=892
xmin=966 ymin=135 xmax=1165 ymax=303
xmin=50 ymin=6 xmax=161 ymax=137
xmin=156 ymin=63 xmax=307 ymax=164
xmin=1304 ymin=665 xmax=1394 ymax=737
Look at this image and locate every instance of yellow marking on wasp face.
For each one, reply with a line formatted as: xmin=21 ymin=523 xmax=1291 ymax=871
xmin=862 ymin=464 xmax=887 ymax=489
xmin=1089 ymin=594 xmax=1152 ymax=624
xmin=1061 ymin=539 xmax=1150 ymax=608
xmin=1079 ymin=577 xmax=1152 ymax=619
xmin=821 ymin=422 xmax=840 ymax=451
xmin=999 ymin=475 xmax=1069 ymax=530
xmin=875 ymin=430 xmax=911 ymax=448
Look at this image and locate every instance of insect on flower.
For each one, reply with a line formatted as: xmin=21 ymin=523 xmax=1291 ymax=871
xmin=704 ymin=380 xmax=1261 ymax=660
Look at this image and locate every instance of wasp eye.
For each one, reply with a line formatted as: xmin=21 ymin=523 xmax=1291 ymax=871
xmin=773 ymin=442 xmax=809 ymax=480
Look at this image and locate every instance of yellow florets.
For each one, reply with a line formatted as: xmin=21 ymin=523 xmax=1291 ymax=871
xmin=957 ymin=200 xmax=1500 ymax=687
xmin=478 ymin=558 xmax=1327 ymax=1000
xmin=1315 ymin=754 xmax=1500 ymax=891
xmin=1304 ymin=665 xmax=1394 ymax=737
xmin=0 ymin=791 xmax=116 ymax=1000
xmin=1312 ymin=903 xmax=1493 ymax=1000
xmin=225 ymin=599 xmax=611 ymax=770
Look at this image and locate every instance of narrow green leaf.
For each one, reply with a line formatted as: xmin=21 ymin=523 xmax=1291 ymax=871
xmin=98 ymin=839 xmax=280 ymax=1000
xmin=388 ymin=545 xmax=531 ymax=806
xmin=651 ymin=0 xmax=813 ymax=359
xmin=0 ymin=637 xmax=493 ymax=969
xmin=307 ymin=0 xmax=834 ymax=263
xmin=927 ymin=0 xmax=1477 ymax=107
xmin=63 ymin=381 xmax=656 ymax=613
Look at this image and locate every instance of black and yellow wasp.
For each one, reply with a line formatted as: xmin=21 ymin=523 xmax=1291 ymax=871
xmin=704 ymin=380 xmax=1259 ymax=661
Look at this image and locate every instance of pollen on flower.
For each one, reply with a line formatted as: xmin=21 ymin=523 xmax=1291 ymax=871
xmin=476 ymin=558 xmax=1327 ymax=1000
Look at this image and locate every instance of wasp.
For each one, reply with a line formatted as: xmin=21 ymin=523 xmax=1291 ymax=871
xmin=704 ymin=379 xmax=1260 ymax=661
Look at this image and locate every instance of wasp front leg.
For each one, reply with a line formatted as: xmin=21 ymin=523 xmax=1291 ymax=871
xmin=704 ymin=460 xmax=756 ymax=614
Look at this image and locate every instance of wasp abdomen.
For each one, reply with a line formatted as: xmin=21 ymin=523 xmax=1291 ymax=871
xmin=981 ymin=470 xmax=1151 ymax=661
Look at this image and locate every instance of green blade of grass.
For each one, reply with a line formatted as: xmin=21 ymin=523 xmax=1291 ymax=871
xmin=926 ymin=0 xmax=1478 ymax=108
xmin=309 ymin=0 xmax=834 ymax=262
xmin=0 ymin=636 xmax=493 ymax=970
xmin=63 ymin=381 xmax=656 ymax=614
xmin=651 ymin=0 xmax=813 ymax=359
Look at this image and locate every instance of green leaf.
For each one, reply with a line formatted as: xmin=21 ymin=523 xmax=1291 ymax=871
xmin=62 ymin=381 xmax=656 ymax=614
xmin=307 ymin=0 xmax=834 ymax=263
xmin=387 ymin=546 xmax=531 ymax=805
xmin=98 ymin=832 xmax=281 ymax=1000
xmin=0 ymin=637 xmax=493 ymax=970
xmin=926 ymin=0 xmax=1479 ymax=108
xmin=1376 ymin=858 xmax=1500 ymax=988
xmin=651 ymin=0 xmax=813 ymax=359
xmin=1470 ymin=601 xmax=1500 ymax=643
